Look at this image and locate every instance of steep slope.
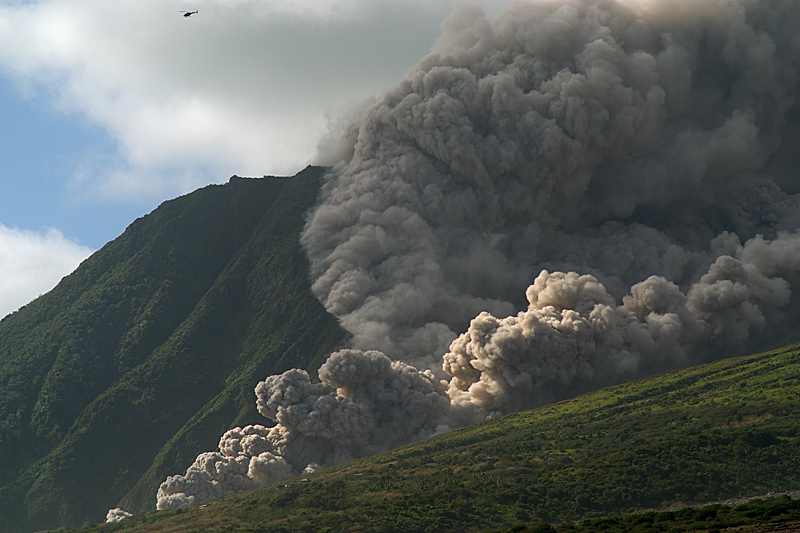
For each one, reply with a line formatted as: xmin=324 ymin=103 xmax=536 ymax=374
xmin=0 ymin=166 xmax=346 ymax=532
xmin=80 ymin=343 xmax=800 ymax=532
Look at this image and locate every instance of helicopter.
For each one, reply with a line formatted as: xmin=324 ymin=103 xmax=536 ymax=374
xmin=180 ymin=10 xmax=198 ymax=17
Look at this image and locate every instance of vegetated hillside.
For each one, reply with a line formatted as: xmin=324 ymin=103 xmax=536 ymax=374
xmin=0 ymin=166 xmax=346 ymax=533
xmin=81 ymin=343 xmax=800 ymax=533
xmin=485 ymin=493 xmax=800 ymax=533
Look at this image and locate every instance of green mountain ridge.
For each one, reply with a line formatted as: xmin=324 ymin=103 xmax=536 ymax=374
xmin=2 ymin=165 xmax=799 ymax=533
xmin=73 ymin=343 xmax=800 ymax=532
xmin=0 ymin=167 xmax=346 ymax=532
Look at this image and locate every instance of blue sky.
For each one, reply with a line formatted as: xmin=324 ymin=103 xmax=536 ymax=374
xmin=0 ymin=75 xmax=147 ymax=246
xmin=0 ymin=0 xmax=509 ymax=318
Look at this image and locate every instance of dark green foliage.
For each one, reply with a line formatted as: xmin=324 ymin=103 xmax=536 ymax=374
xmin=488 ymin=495 xmax=800 ymax=533
xmin=0 ymin=167 xmax=346 ymax=532
xmin=70 ymin=344 xmax=800 ymax=533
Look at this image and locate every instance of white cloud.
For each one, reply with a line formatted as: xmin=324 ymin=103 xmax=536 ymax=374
xmin=0 ymin=223 xmax=92 ymax=319
xmin=0 ymin=0 xmax=505 ymax=315
xmin=0 ymin=0 xmax=510 ymax=203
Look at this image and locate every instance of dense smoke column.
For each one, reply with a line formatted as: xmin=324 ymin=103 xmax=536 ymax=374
xmin=302 ymin=0 xmax=800 ymax=371
xmin=444 ymin=236 xmax=799 ymax=414
xmin=148 ymin=0 xmax=800 ymax=513
xmin=154 ymin=350 xmax=476 ymax=510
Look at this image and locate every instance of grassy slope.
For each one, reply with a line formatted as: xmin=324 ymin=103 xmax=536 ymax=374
xmin=0 ymin=167 xmax=346 ymax=532
xmin=81 ymin=343 xmax=800 ymax=533
xmin=486 ymin=494 xmax=800 ymax=533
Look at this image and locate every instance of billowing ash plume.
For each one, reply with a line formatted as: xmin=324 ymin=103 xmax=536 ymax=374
xmin=444 ymin=237 xmax=799 ymax=412
xmin=150 ymin=0 xmax=800 ymax=512
xmin=156 ymin=350 xmax=477 ymax=509
xmin=304 ymin=0 xmax=800 ymax=371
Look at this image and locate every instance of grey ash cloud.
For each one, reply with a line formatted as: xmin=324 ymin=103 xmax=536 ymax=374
xmin=146 ymin=0 xmax=800 ymax=513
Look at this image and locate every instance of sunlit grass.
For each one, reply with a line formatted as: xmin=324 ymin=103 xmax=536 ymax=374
xmin=71 ymin=343 xmax=800 ymax=532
